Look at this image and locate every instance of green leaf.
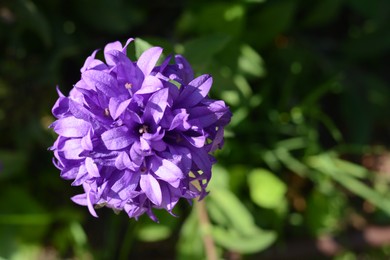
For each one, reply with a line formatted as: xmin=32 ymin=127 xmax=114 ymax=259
xmin=137 ymin=224 xmax=171 ymax=242
xmin=73 ymin=0 xmax=141 ymax=34
xmin=305 ymin=190 xmax=346 ymax=236
xmin=208 ymin=188 xmax=257 ymax=236
xmin=302 ymin=0 xmax=343 ymax=27
xmin=15 ymin=0 xmax=51 ymax=46
xmin=137 ymin=209 xmax=178 ymax=242
xmin=177 ymin=3 xmax=245 ymax=37
xmin=212 ymin=226 xmax=276 ymax=253
xmin=134 ymin=38 xmax=154 ymax=59
xmin=0 ymin=150 xmax=27 ymax=179
xmin=248 ymin=168 xmax=287 ymax=209
xmin=347 ymin=0 xmax=386 ymax=19
xmin=244 ymin=0 xmax=266 ymax=3
xmin=248 ymin=1 xmax=296 ymax=48
xmin=209 ymin=165 xmax=230 ymax=189
xmin=238 ymin=44 xmax=266 ymax=78
xmin=307 ymin=154 xmax=390 ymax=215
xmin=178 ymin=34 xmax=231 ymax=67
xmin=176 ymin=209 xmax=204 ymax=260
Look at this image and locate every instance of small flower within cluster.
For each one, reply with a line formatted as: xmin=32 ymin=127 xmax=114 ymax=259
xmin=50 ymin=38 xmax=231 ymax=220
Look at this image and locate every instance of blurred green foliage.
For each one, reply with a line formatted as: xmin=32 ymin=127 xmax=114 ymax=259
xmin=1 ymin=0 xmax=390 ymax=259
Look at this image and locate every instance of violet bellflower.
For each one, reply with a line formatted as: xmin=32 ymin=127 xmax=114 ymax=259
xmin=50 ymin=38 xmax=231 ymax=220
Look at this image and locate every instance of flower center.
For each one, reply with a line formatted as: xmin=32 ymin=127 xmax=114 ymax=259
xmin=138 ymin=124 xmax=149 ymax=134
xmin=104 ymin=108 xmax=110 ymax=117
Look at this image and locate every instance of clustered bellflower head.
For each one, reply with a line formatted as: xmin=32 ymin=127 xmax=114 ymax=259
xmin=50 ymin=38 xmax=231 ymax=221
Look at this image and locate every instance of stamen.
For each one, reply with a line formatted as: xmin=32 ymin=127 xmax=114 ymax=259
xmin=104 ymin=108 xmax=110 ymax=117
xmin=125 ymin=83 xmax=132 ymax=89
xmin=138 ymin=125 xmax=149 ymax=134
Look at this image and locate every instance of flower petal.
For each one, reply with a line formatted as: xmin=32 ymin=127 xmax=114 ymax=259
xmin=81 ymin=130 xmax=93 ymax=151
xmin=188 ymin=100 xmax=230 ymax=128
xmin=101 ymin=126 xmax=134 ymax=150
xmin=140 ymin=174 xmax=162 ymax=206
xmin=60 ymin=139 xmax=83 ymax=160
xmin=109 ymin=98 xmax=131 ymax=120
xmin=82 ymin=70 xmax=118 ymax=97
xmin=52 ymin=117 xmax=90 ymax=137
xmin=137 ymin=47 xmax=163 ymax=76
xmin=115 ymin=151 xmax=134 ymax=170
xmin=175 ymin=55 xmax=194 ymax=84
xmin=176 ymin=75 xmax=213 ymax=108
xmin=104 ymin=39 xmax=133 ymax=65
xmin=169 ymin=109 xmax=191 ymax=131
xmin=144 ymin=88 xmax=169 ymax=124
xmin=85 ymin=157 xmax=100 ymax=177
xmin=136 ymin=75 xmax=163 ymax=94
xmin=151 ymin=157 xmax=183 ymax=188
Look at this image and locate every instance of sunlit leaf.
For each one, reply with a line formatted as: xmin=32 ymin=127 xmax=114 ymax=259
xmin=238 ymin=44 xmax=266 ymax=77
xmin=134 ymin=38 xmax=154 ymax=60
xmin=176 ymin=208 xmax=204 ymax=260
xmin=305 ymin=190 xmax=346 ymax=236
xmin=307 ymin=154 xmax=390 ymax=215
xmin=212 ymin=226 xmax=276 ymax=253
xmin=248 ymin=168 xmax=287 ymax=209
xmin=208 ymin=188 xmax=258 ymax=237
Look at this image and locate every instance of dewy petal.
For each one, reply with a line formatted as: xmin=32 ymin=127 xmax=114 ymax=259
xmin=137 ymin=47 xmax=163 ymax=76
xmin=176 ymin=75 xmax=213 ymax=108
xmin=144 ymin=88 xmax=169 ymax=125
xmin=52 ymin=117 xmax=90 ymax=138
xmin=140 ymin=174 xmax=162 ymax=206
xmin=101 ymin=126 xmax=134 ymax=150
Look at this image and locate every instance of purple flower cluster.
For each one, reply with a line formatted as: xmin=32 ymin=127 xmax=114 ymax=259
xmin=50 ymin=38 xmax=231 ymax=220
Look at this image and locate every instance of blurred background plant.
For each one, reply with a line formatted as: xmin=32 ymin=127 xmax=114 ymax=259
xmin=1 ymin=0 xmax=390 ymax=259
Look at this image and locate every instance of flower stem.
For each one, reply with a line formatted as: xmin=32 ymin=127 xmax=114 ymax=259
xmin=196 ymin=199 xmax=218 ymax=260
